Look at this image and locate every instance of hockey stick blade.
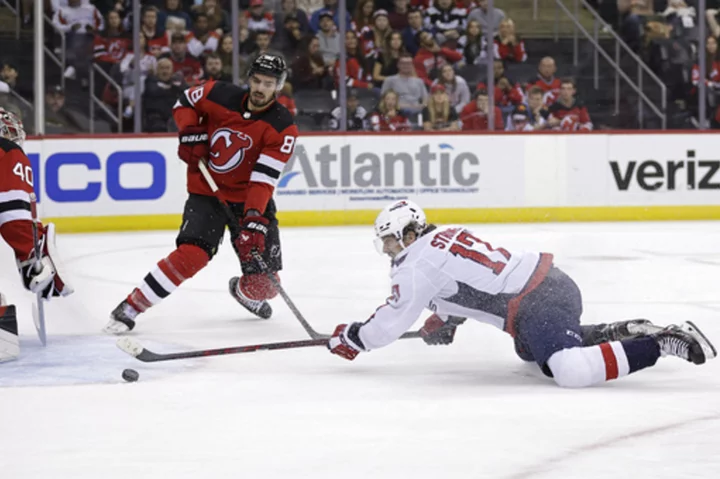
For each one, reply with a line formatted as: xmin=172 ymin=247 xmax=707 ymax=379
xmin=116 ymin=337 xmax=329 ymax=363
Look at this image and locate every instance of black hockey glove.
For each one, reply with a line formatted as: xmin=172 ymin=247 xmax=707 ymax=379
xmin=420 ymin=315 xmax=467 ymax=346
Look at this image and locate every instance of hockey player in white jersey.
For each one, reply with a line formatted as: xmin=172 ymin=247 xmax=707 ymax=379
xmin=327 ymin=200 xmax=717 ymax=388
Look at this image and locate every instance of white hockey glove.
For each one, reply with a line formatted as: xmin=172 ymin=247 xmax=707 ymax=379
xmin=16 ymin=223 xmax=74 ymax=300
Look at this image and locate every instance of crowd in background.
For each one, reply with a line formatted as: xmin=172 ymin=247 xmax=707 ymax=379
xmin=7 ymin=0 xmax=720 ymax=133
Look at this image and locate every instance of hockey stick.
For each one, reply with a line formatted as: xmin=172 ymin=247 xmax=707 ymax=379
xmin=29 ymin=193 xmax=47 ymax=346
xmin=116 ymin=336 xmax=328 ymax=362
xmin=197 ymin=160 xmax=327 ymax=340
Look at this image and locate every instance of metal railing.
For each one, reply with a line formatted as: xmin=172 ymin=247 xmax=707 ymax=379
xmin=43 ymin=13 xmax=66 ymax=91
xmin=0 ymin=0 xmax=21 ymax=39
xmin=554 ymin=0 xmax=667 ymax=129
xmin=89 ymin=64 xmax=122 ymax=133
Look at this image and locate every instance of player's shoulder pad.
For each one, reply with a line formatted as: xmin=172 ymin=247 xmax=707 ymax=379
xmin=262 ymin=101 xmax=296 ymax=134
xmin=0 ymin=137 xmax=23 ymax=154
xmin=205 ymin=81 xmax=247 ymax=110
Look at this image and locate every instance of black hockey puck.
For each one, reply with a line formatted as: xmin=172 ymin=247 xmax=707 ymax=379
xmin=122 ymin=368 xmax=139 ymax=382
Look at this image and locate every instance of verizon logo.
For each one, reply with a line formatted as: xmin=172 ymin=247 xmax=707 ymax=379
xmin=610 ymin=150 xmax=720 ymax=191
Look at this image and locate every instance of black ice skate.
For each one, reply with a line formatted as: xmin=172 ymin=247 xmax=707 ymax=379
xmin=652 ymin=321 xmax=717 ymax=365
xmin=228 ymin=277 xmax=272 ymax=319
xmin=103 ymin=300 xmax=138 ymax=335
xmin=582 ymin=319 xmax=662 ymax=346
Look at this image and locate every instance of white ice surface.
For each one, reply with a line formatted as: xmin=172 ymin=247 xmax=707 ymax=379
xmin=1 ymin=221 xmax=719 ymax=478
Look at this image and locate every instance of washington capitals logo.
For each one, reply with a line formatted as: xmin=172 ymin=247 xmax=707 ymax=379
xmin=208 ymin=128 xmax=253 ymax=174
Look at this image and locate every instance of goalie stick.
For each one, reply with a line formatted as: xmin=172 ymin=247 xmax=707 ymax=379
xmin=117 ymin=330 xmax=423 ymax=363
xmin=29 ymin=193 xmax=47 ymax=346
xmin=197 ymin=160 xmax=327 ymax=340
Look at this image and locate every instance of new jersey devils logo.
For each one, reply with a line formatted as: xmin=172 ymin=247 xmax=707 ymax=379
xmin=208 ymin=128 xmax=253 ymax=173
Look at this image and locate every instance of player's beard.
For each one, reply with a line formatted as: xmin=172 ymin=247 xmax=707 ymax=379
xmin=249 ymin=90 xmax=274 ymax=110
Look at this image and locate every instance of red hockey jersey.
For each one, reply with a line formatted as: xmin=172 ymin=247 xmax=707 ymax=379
xmin=173 ymin=80 xmax=299 ymax=214
xmin=0 ymin=137 xmax=39 ymax=260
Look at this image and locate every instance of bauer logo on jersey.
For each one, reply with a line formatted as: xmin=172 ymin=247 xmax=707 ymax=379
xmin=208 ymin=128 xmax=254 ymax=174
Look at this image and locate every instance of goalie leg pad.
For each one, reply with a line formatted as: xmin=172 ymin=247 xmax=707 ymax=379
xmin=0 ymin=304 xmax=20 ymax=363
xmin=239 ymin=273 xmax=279 ymax=301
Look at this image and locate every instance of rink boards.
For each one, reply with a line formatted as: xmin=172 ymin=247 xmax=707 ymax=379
xmin=23 ymin=131 xmax=720 ymax=232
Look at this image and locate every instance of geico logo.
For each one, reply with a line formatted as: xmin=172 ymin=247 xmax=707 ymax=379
xmin=26 ymin=151 xmax=166 ymax=202
xmin=610 ymin=150 xmax=720 ymax=191
xmin=279 ymin=143 xmax=481 ymax=188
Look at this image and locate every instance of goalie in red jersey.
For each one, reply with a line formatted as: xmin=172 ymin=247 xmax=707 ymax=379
xmin=0 ymin=108 xmax=74 ymax=360
xmin=105 ymin=54 xmax=299 ymax=334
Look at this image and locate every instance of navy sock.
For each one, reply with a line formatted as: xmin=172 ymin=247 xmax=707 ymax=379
xmin=621 ymin=336 xmax=661 ymax=373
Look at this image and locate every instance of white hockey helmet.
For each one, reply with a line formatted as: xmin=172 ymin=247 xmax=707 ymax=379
xmin=373 ymin=199 xmax=427 ymax=254
xmin=0 ymin=107 xmax=25 ymax=147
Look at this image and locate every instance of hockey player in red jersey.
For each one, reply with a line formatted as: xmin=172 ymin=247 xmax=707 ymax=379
xmin=105 ymin=54 xmax=298 ymax=334
xmin=327 ymin=200 xmax=717 ymax=388
xmin=0 ymin=108 xmax=74 ymax=360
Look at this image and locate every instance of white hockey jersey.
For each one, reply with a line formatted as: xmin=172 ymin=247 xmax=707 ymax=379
xmin=357 ymin=225 xmax=554 ymax=350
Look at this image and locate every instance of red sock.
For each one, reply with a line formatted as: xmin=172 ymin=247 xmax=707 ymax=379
xmin=127 ymin=244 xmax=209 ymax=312
xmin=239 ymin=273 xmax=279 ymax=301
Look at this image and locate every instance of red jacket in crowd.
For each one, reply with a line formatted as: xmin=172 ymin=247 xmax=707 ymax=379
xmin=93 ymin=32 xmax=131 ymax=64
xmin=335 ymin=57 xmax=372 ymax=88
xmin=526 ymin=74 xmax=562 ymax=105
xmin=459 ymin=103 xmax=504 ymax=131
xmin=413 ymin=47 xmax=463 ymax=87
xmin=548 ymin=99 xmax=593 ymax=131
xmin=369 ymin=111 xmax=412 ymax=131
xmin=493 ymin=38 xmax=527 ymax=63
xmin=476 ymin=80 xmax=524 ymax=106
xmin=170 ymin=54 xmax=204 ymax=86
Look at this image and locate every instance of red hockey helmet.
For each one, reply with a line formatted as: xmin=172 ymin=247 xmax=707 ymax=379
xmin=0 ymin=107 xmax=26 ymax=147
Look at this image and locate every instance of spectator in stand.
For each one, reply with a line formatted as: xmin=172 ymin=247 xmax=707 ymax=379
xmin=292 ymin=35 xmax=333 ymax=90
xmin=381 ymin=52 xmax=429 ymax=113
xmin=467 ymin=0 xmax=504 ymax=34
xmin=119 ymin=33 xmax=157 ymax=120
xmin=53 ymin=0 xmax=105 ymax=84
xmin=461 ymin=19 xmax=485 ymax=64
xmin=0 ymin=60 xmax=18 ymax=95
xmin=526 ymin=56 xmax=561 ymax=105
xmin=660 ymin=0 xmax=696 ymax=39
xmin=617 ymin=0 xmax=653 ymax=52
xmin=317 ymin=11 xmax=341 ymax=66
xmin=158 ymin=0 xmax=193 ymax=32
xmin=422 ymin=84 xmax=460 ymax=130
xmin=164 ymin=32 xmax=204 ymax=85
xmin=423 ymin=0 xmax=467 ymax=49
xmin=143 ymin=57 xmax=186 ymax=132
xmin=201 ymin=0 xmax=230 ymax=35
xmin=336 ymin=31 xmax=373 ymax=88
xmin=354 ymin=0 xmax=375 ymax=32
xmin=525 ymin=86 xmax=549 ymax=130
xmin=277 ymin=82 xmax=297 ymax=115
xmin=476 ymin=60 xmax=523 ymax=115
xmin=413 ymin=29 xmax=463 ymax=87
xmin=389 ymin=0 xmax=410 ymax=30
xmin=690 ymin=36 xmax=720 ymax=126
xmin=706 ymin=7 xmax=720 ymax=39
xmin=275 ymin=0 xmax=310 ymax=35
xmin=247 ymin=30 xmax=284 ymax=67
xmin=45 ymin=85 xmax=83 ymax=133
xmin=140 ymin=6 xmax=168 ymax=57
xmin=547 ymin=78 xmax=593 ymax=131
xmin=274 ymin=14 xmax=306 ymax=58
xmin=236 ymin=14 xmax=257 ymax=56
xmin=494 ymin=18 xmax=526 ymax=63
xmin=217 ymin=34 xmax=246 ymax=79
xmin=373 ymin=31 xmax=407 ymax=87
xmin=187 ymin=13 xmax=221 ymax=58
xmin=310 ymin=0 xmax=353 ymax=33
xmin=504 ymin=103 xmax=535 ymax=132
xmin=330 ymin=89 xmax=368 ymax=130
xmin=460 ymin=88 xmax=503 ymax=130
xmin=402 ymin=8 xmax=425 ymax=56
xmin=204 ymin=52 xmax=231 ymax=81
xmin=432 ymin=63 xmax=470 ymax=113
xmin=246 ymin=0 xmax=276 ymax=35
xmin=93 ymin=10 xmax=130 ymax=74
xmin=297 ymin=0 xmax=324 ymax=16
xmin=369 ymin=89 xmax=413 ymax=130
xmin=361 ymin=10 xmax=392 ymax=60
